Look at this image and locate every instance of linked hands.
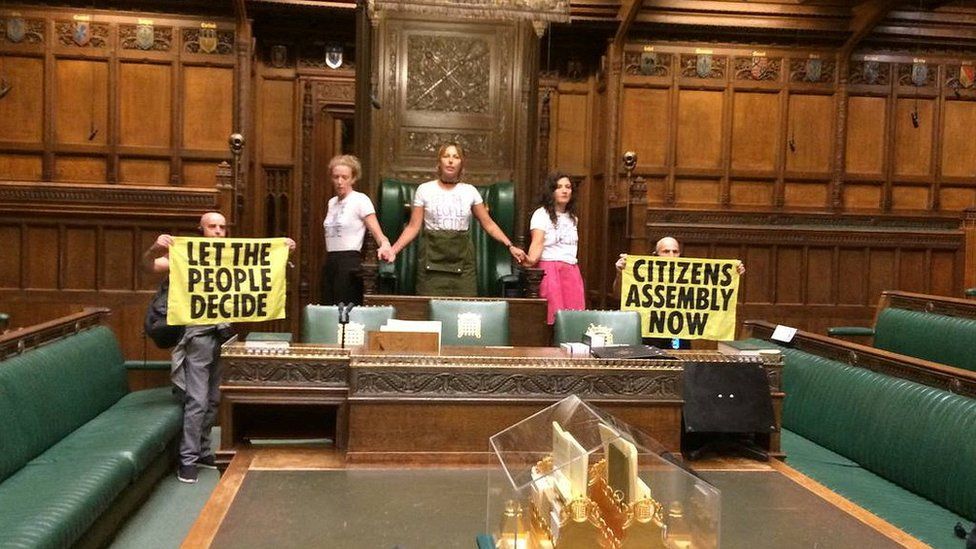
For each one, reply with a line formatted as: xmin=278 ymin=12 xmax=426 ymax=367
xmin=509 ymin=245 xmax=527 ymax=265
xmin=377 ymin=244 xmax=395 ymax=263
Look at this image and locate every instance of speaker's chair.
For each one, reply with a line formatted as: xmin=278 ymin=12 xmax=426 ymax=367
xmin=553 ymin=310 xmax=642 ymax=346
xmin=301 ymin=304 xmax=396 ymax=345
xmin=429 ymin=299 xmax=509 ymax=346
xmin=375 ymin=179 xmax=517 ymax=297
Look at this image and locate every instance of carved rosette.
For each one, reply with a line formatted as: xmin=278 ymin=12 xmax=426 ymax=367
xmin=848 ymin=61 xmax=890 ymax=85
xmin=680 ymin=54 xmax=726 ymax=79
xmin=788 ymin=59 xmax=836 ymax=83
xmin=55 ymin=21 xmax=109 ymax=48
xmin=182 ymin=28 xmax=234 ymax=55
xmin=351 ymin=369 xmax=683 ymax=399
xmin=405 ymin=34 xmax=490 ymax=113
xmin=119 ymin=25 xmax=172 ymax=51
xmin=0 ymin=18 xmax=44 ymax=44
xmin=223 ymin=358 xmax=348 ymax=386
xmin=624 ymin=52 xmax=671 ymax=77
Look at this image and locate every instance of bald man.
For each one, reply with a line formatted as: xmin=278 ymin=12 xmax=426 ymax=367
xmin=142 ymin=212 xmax=294 ymax=483
xmin=613 ymin=236 xmax=745 ymax=349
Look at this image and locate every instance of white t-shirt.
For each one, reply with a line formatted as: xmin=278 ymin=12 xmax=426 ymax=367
xmin=530 ymin=207 xmax=578 ymax=264
xmin=412 ymin=180 xmax=483 ymax=231
xmin=323 ymin=190 xmax=376 ymax=252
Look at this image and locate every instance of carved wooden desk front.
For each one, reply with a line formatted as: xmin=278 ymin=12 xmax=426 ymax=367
xmin=218 ymin=344 xmax=781 ymax=464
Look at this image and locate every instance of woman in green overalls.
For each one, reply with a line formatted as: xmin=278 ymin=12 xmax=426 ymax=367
xmin=383 ymin=143 xmax=527 ymax=296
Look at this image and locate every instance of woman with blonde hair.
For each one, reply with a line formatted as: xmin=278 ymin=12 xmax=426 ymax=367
xmin=322 ymin=154 xmax=391 ymax=305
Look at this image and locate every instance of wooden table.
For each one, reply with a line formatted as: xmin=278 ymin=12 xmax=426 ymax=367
xmin=218 ymin=344 xmax=782 ymax=465
xmin=184 ymin=449 xmax=924 ymax=549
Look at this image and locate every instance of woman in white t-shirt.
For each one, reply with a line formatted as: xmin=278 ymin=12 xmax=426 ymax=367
xmin=384 ymin=143 xmax=526 ymax=296
xmin=322 ymin=154 xmax=391 ymax=305
xmin=523 ymin=173 xmax=584 ymax=324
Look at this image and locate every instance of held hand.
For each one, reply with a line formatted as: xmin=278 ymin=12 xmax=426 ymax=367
xmin=284 ymin=238 xmax=297 ymax=252
xmin=509 ymin=246 xmax=527 ymax=264
xmin=736 ymin=261 xmax=746 ymax=276
xmin=615 ymin=253 xmax=628 ymax=272
xmin=378 ymin=247 xmax=396 ymax=263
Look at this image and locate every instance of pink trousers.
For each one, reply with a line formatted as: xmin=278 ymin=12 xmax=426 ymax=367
xmin=538 ymin=260 xmax=586 ymax=324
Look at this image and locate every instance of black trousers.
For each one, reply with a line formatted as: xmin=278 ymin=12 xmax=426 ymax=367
xmin=322 ymin=250 xmax=363 ymax=305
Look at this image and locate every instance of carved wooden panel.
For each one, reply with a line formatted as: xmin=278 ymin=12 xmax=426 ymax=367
xmin=0 ymin=56 xmax=44 ymax=143
xmin=731 ymin=92 xmax=779 ymax=171
xmin=261 ymin=79 xmax=295 ymax=163
xmin=845 ymin=96 xmax=886 ymax=176
xmin=620 ymin=88 xmax=669 ymax=169
xmin=893 ymin=98 xmax=934 ymax=177
xmin=119 ymin=63 xmax=171 ymax=148
xmin=785 ymin=94 xmax=833 ymax=174
xmin=553 ymin=91 xmax=589 ymax=173
xmin=0 ymin=6 xmax=238 ymax=190
xmin=676 ymin=90 xmax=723 ymax=168
xmin=941 ymin=100 xmax=976 ymax=179
xmin=373 ymin=16 xmax=535 ymax=187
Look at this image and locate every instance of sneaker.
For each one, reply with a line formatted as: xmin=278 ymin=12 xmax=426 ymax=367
xmin=177 ymin=464 xmax=198 ymax=483
xmin=197 ymin=455 xmax=217 ymax=469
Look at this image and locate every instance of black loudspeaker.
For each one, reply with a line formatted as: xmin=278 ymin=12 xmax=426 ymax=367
xmin=682 ymin=362 xmax=775 ymax=434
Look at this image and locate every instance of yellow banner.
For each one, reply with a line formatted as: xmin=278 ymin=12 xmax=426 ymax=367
xmin=167 ymin=237 xmax=289 ymax=325
xmin=620 ymin=256 xmax=740 ymax=340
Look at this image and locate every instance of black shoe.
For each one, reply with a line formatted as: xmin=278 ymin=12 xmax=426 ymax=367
xmin=177 ymin=464 xmax=198 ymax=483
xmin=197 ymin=455 xmax=217 ymax=469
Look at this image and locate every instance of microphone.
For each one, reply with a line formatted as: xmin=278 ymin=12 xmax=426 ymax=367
xmin=337 ymin=302 xmax=352 ymax=325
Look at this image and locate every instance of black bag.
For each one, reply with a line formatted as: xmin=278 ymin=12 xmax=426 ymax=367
xmin=144 ymin=279 xmax=184 ymax=349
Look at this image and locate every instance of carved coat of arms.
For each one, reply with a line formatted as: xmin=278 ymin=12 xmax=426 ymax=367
xmin=863 ymin=61 xmax=880 ymax=85
xmin=750 ymin=57 xmax=768 ymax=80
xmin=271 ymin=45 xmax=287 ymax=68
xmin=696 ymin=54 xmax=712 ymax=78
xmin=5 ymin=18 xmax=26 ymax=43
xmin=73 ymin=21 xmax=91 ymax=47
xmin=199 ymin=27 xmax=217 ymax=54
xmin=911 ymin=62 xmax=928 ymax=87
xmin=804 ymin=59 xmax=822 ymax=82
xmin=325 ymin=43 xmax=343 ymax=70
xmin=640 ymin=52 xmax=657 ymax=76
xmin=960 ymin=65 xmax=975 ymax=89
xmin=135 ymin=23 xmax=154 ymax=50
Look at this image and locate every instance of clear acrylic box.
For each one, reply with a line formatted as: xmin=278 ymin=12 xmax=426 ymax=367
xmin=487 ymin=395 xmax=720 ymax=549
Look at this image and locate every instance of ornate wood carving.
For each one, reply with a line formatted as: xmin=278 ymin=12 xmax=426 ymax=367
xmin=896 ymin=62 xmax=934 ymax=87
xmin=119 ymin=25 xmax=172 ymax=51
xmin=182 ymin=28 xmax=234 ymax=55
xmin=352 ymin=369 xmax=683 ymax=399
xmin=680 ymin=54 xmax=726 ymax=79
xmin=403 ymin=131 xmax=491 ymax=156
xmin=733 ymin=56 xmax=781 ymax=81
xmin=624 ymin=52 xmax=671 ymax=77
xmin=0 ymin=17 xmax=44 ymax=44
xmin=318 ymin=80 xmax=355 ymax=103
xmin=848 ymin=60 xmax=890 ymax=85
xmin=883 ymin=291 xmax=976 ymax=320
xmin=0 ymin=308 xmax=109 ymax=360
xmin=300 ymin=80 xmax=314 ymax=309
xmin=55 ymin=21 xmax=109 ymax=48
xmin=0 ymin=181 xmax=219 ymax=213
xmin=405 ymin=35 xmax=490 ymax=113
xmin=788 ymin=58 xmax=835 ymax=84
xmin=223 ymin=358 xmax=348 ymax=386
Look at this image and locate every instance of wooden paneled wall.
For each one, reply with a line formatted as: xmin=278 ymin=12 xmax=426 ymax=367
xmin=0 ymin=6 xmax=238 ymax=359
xmin=0 ymin=7 xmax=237 ymax=187
xmin=543 ymin=41 xmax=975 ymax=334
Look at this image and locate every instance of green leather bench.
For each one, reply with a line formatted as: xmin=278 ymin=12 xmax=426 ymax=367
xmin=828 ymin=291 xmax=976 ymax=373
xmin=735 ymin=320 xmax=976 ymax=548
xmin=0 ymin=309 xmax=182 ymax=548
xmin=374 ymin=179 xmax=518 ymax=297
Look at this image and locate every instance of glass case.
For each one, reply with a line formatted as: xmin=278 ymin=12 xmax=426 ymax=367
xmin=487 ymin=395 xmax=720 ymax=549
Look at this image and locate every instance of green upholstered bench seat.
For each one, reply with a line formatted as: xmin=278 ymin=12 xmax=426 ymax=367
xmin=827 ymin=292 xmax=976 ymax=373
xmin=732 ymin=337 xmax=976 ymax=547
xmin=782 ymin=430 xmax=968 ymax=549
xmin=0 ymin=318 xmax=182 ymax=548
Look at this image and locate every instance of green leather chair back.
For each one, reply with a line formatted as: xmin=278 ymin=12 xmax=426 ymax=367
xmin=872 ymin=308 xmax=976 ymax=372
xmin=429 ymin=299 xmax=509 ymax=346
xmin=376 ymin=179 xmax=516 ymax=296
xmin=553 ymin=310 xmax=643 ymax=346
xmin=301 ymin=305 xmax=396 ymax=344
